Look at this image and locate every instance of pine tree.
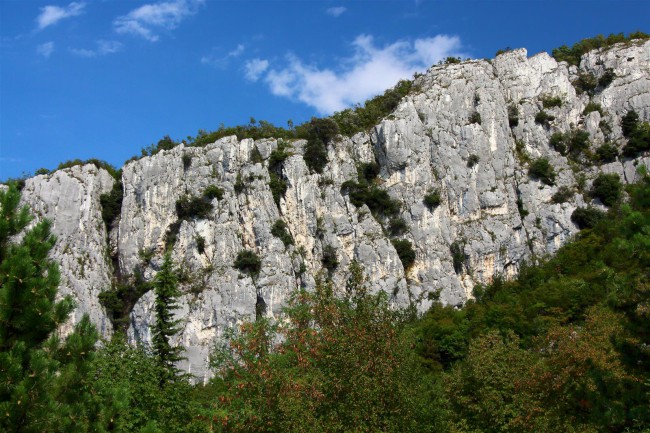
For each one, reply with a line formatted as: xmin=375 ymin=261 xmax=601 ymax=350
xmin=152 ymin=252 xmax=184 ymax=384
xmin=0 ymin=183 xmax=114 ymax=431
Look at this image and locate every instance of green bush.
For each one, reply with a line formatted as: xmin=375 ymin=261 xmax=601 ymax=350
xmin=423 ymin=189 xmax=441 ymax=210
xmin=164 ymin=220 xmax=182 ymax=251
xmin=573 ymin=73 xmax=598 ymax=94
xmin=182 ymin=154 xmax=192 ymax=170
xmin=234 ymin=172 xmax=245 ymax=194
xmin=591 ymin=173 xmax=622 ymax=207
xmin=551 ymin=32 xmax=649 ymax=66
xmin=269 ymin=173 xmax=288 ymax=207
xmin=571 ymin=207 xmax=605 ymax=229
xmin=595 ymin=143 xmax=619 ymax=163
xmin=388 ymin=217 xmax=408 ymax=236
xmin=450 ymin=241 xmax=465 ymax=274
xmin=341 ymin=176 xmax=401 ymax=220
xmin=195 ymin=235 xmax=206 ymax=254
xmin=549 ymin=130 xmax=590 ymax=157
xmin=551 ymin=186 xmax=574 ymax=204
xmin=598 ymin=69 xmax=616 ymax=88
xmin=583 ymin=102 xmax=603 ymax=116
xmin=621 ymin=110 xmax=639 ymax=138
xmin=528 ymin=158 xmax=556 ymax=186
xmin=175 ymin=195 xmax=213 ymax=220
xmin=203 ymin=184 xmax=224 ymax=200
xmin=467 ymin=154 xmax=480 ymax=168
xmin=56 ymin=158 xmax=119 ymax=179
xmin=271 ymin=219 xmax=294 ymax=247
xmin=358 ymin=161 xmax=380 ymax=183
xmin=508 ymin=105 xmax=519 ymax=128
xmin=391 ymin=239 xmax=416 ymax=270
xmin=623 ymin=122 xmax=650 ymax=157
xmin=468 ymin=111 xmax=481 ymax=125
xmin=541 ymin=95 xmax=563 ymax=108
xmin=444 ymin=56 xmax=461 ymax=64
xmin=233 ymin=250 xmax=262 ymax=276
xmin=99 ymin=177 xmax=123 ymax=228
xmin=268 ymin=141 xmax=292 ymax=172
xmin=535 ymin=110 xmax=555 ymax=127
xmin=321 ymin=244 xmax=338 ymax=271
xmin=250 ymin=146 xmax=264 ymax=164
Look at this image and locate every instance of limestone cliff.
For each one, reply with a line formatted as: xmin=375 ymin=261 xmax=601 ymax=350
xmin=18 ymin=40 xmax=650 ymax=381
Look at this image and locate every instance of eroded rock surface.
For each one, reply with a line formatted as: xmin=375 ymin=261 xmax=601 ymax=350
xmin=18 ymin=40 xmax=650 ymax=381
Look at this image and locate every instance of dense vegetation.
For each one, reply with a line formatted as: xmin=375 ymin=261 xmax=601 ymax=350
xmin=551 ymin=31 xmax=649 ymax=65
xmin=2 ymin=165 xmax=650 ymax=432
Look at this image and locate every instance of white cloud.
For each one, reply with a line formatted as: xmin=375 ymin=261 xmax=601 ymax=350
xmin=114 ymin=0 xmax=204 ymax=42
xmin=37 ymin=41 xmax=55 ymax=58
xmin=244 ymin=58 xmax=269 ymax=82
xmin=36 ymin=2 xmax=85 ymax=30
xmin=257 ymin=34 xmax=466 ymax=114
xmin=201 ymin=43 xmax=246 ymax=68
xmin=69 ymin=40 xmax=123 ymax=57
xmin=326 ymin=6 xmax=347 ymax=17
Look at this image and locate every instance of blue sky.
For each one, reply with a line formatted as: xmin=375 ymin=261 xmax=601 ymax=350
xmin=1 ymin=0 xmax=648 ymax=180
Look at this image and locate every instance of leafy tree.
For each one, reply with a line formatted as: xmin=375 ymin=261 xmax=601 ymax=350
xmin=0 ymin=183 xmax=112 ymax=431
xmin=210 ymin=262 xmax=444 ymax=432
xmin=233 ymin=250 xmax=262 ymax=277
xmin=591 ymin=172 xmax=622 ymax=207
xmin=528 ymin=157 xmax=556 ymax=186
xmin=152 ymin=253 xmax=184 ymax=384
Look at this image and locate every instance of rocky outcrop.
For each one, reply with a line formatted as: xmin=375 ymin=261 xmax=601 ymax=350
xmin=18 ymin=40 xmax=650 ymax=382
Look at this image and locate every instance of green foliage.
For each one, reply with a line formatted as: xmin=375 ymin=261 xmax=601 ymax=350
xmin=56 ymin=158 xmax=120 ymax=179
xmin=341 ymin=166 xmax=401 ymax=221
xmin=210 ymin=262 xmax=441 ymax=432
xmin=202 ymin=184 xmax=223 ymax=201
xmin=549 ymin=129 xmax=591 ymax=159
xmin=450 ymin=240 xmax=465 ymax=274
xmin=551 ymin=32 xmax=649 ymax=66
xmin=495 ymin=47 xmax=512 ymax=56
xmin=182 ymin=154 xmax=192 ymax=170
xmin=233 ymin=250 xmax=261 ymax=277
xmin=622 ymin=110 xmax=639 ymax=138
xmin=571 ymin=206 xmax=606 ymax=229
xmin=423 ymin=189 xmax=441 ymax=210
xmin=140 ymin=135 xmax=179 ymax=158
xmin=175 ymin=195 xmax=213 ymax=220
xmin=595 ymin=142 xmax=619 ymax=163
xmin=528 ymin=157 xmax=556 ymax=186
xmin=388 ymin=217 xmax=408 ymax=236
xmin=621 ymin=110 xmax=650 ymax=157
xmin=249 ymin=146 xmax=263 ymax=164
xmin=270 ymin=219 xmax=294 ymax=247
xmin=233 ymin=172 xmax=245 ymax=194
xmin=468 ymin=111 xmax=481 ymax=125
xmin=99 ymin=272 xmax=151 ymax=333
xmin=583 ymin=101 xmax=603 ymax=115
xmin=330 ymin=79 xmax=412 ymax=136
xmin=100 ymin=176 xmax=123 ymax=228
xmin=195 ymin=235 xmax=205 ymax=254
xmin=304 ymin=118 xmax=339 ymax=174
xmin=467 ymin=154 xmax=480 ymax=167
xmin=508 ymin=104 xmax=519 ymax=128
xmin=0 ymin=184 xmax=114 ymax=432
xmin=598 ymin=68 xmax=616 ymax=87
xmin=444 ymin=56 xmax=461 ymax=64
xmin=541 ymin=95 xmax=563 ymax=108
xmin=573 ymin=72 xmax=599 ymax=94
xmin=534 ymin=110 xmax=555 ymax=127
xmin=269 ymin=172 xmax=288 ymax=207
xmin=321 ymin=244 xmax=338 ymax=271
xmin=391 ymin=239 xmax=416 ymax=270
xmin=152 ymin=253 xmax=185 ymax=383
xmin=551 ymin=186 xmax=574 ymax=204
xmin=591 ymin=172 xmax=622 ymax=207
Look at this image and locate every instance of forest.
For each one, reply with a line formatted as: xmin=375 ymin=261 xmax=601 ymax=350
xmin=1 ymin=167 xmax=649 ymax=432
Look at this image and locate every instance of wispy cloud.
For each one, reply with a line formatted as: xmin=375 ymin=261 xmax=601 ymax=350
xmin=250 ymin=34 xmax=466 ymax=114
xmin=70 ymin=40 xmax=123 ymax=57
xmin=326 ymin=6 xmax=347 ymax=17
xmin=114 ymin=0 xmax=204 ymax=42
xmin=37 ymin=41 xmax=55 ymax=58
xmin=36 ymin=2 xmax=85 ymax=30
xmin=201 ymin=43 xmax=245 ymax=68
xmin=244 ymin=58 xmax=269 ymax=82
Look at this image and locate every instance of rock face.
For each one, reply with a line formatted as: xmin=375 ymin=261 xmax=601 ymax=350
xmin=18 ymin=40 xmax=650 ymax=382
